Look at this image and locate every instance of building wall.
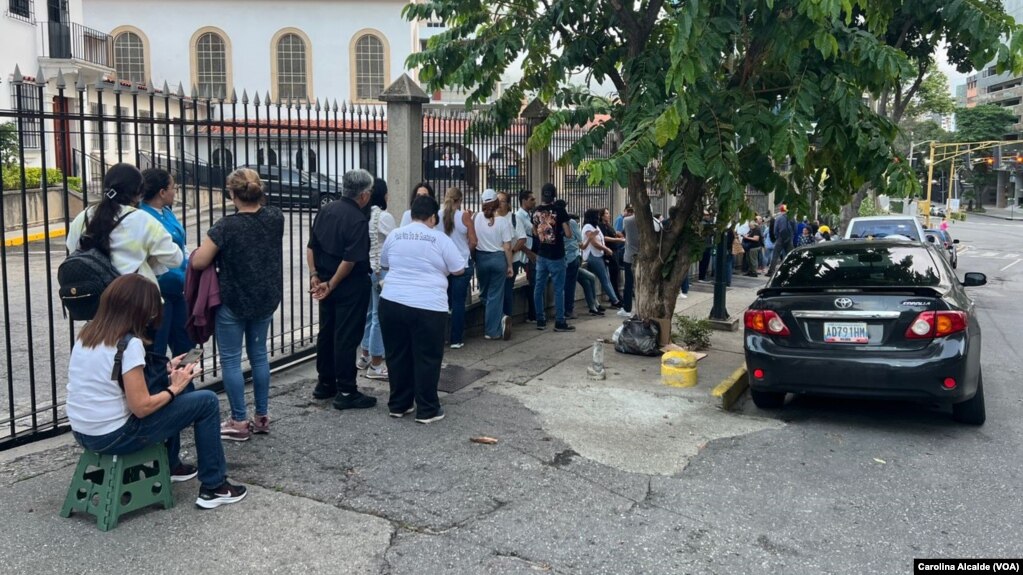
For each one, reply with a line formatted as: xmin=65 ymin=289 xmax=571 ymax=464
xmin=83 ymin=0 xmax=415 ymax=103
xmin=1 ymin=7 xmax=46 ymax=105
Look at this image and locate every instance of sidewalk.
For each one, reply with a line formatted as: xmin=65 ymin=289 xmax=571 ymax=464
xmin=966 ymin=205 xmax=1023 ymax=221
xmin=0 ymin=282 xmax=774 ymax=574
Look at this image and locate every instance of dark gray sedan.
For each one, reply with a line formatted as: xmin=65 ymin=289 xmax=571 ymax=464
xmin=743 ymin=239 xmax=987 ymax=424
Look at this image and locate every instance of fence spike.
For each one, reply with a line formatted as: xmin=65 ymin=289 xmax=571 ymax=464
xmin=332 ymin=99 xmax=339 ymax=113
xmin=35 ymin=66 xmax=46 ymax=86
xmin=230 ymin=88 xmax=238 ymax=104
xmin=175 ymin=82 xmax=185 ymax=98
xmin=190 ymin=85 xmax=199 ymax=100
xmin=146 ymin=78 xmax=155 ymax=94
xmin=265 ymin=91 xmax=272 ymax=107
xmin=241 ymin=89 xmax=250 ymax=105
xmin=55 ymin=69 xmax=67 ymax=89
xmin=95 ymin=77 xmax=106 ymax=92
xmin=112 ymin=79 xmax=123 ymax=93
xmin=130 ymin=81 xmax=139 ymax=94
xmin=315 ymin=97 xmax=321 ymax=112
xmin=12 ymin=65 xmax=23 ymax=84
xmin=253 ymin=91 xmax=261 ymax=106
xmin=76 ymin=73 xmax=87 ymax=91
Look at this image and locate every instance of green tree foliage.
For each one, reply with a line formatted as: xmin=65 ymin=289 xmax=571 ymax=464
xmin=905 ymin=72 xmax=956 ymax=119
xmin=953 ymin=104 xmax=1018 ymax=142
xmin=0 ymin=122 xmax=17 ymax=168
xmin=405 ymin=0 xmax=1023 ymax=319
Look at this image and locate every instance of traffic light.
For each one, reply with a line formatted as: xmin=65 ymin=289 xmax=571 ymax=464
xmin=985 ymin=157 xmax=995 ymax=166
xmin=1015 ymin=153 xmax=1022 ymax=163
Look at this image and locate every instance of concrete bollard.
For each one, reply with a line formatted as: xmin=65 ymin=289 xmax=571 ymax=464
xmin=586 ymin=340 xmax=606 ymax=380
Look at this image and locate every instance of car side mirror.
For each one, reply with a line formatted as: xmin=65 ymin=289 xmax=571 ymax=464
xmin=926 ymin=235 xmax=936 ymax=243
xmin=953 ymin=239 xmax=960 ymax=244
xmin=962 ymin=272 xmax=987 ymax=287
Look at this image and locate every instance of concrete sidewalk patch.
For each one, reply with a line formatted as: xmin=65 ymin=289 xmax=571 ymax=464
xmin=3 ymin=227 xmax=66 ymax=248
xmin=711 ymin=364 xmax=749 ymax=410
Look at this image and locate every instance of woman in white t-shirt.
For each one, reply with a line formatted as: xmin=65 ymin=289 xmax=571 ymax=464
xmin=440 ymin=186 xmax=478 ymax=349
xmin=357 ymin=179 xmax=397 ymax=379
xmin=399 ymin=182 xmax=435 ymax=227
xmin=581 ymin=208 xmax=622 ymax=309
xmin=379 ymin=196 xmax=465 ymax=424
xmin=66 ymin=274 xmax=247 ymax=509
xmin=473 ymin=189 xmax=514 ymax=341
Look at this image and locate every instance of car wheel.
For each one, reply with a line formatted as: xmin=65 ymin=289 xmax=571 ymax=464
xmin=319 ymin=194 xmax=338 ymax=208
xmin=951 ymin=257 xmax=957 ymax=269
xmin=952 ymin=372 xmax=985 ymax=425
xmin=750 ymin=388 xmax=786 ymax=409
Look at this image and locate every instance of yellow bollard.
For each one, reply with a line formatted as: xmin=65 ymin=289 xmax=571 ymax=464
xmin=661 ymin=351 xmax=698 ymax=388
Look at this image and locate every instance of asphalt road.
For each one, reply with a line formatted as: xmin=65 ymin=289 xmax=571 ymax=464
xmin=722 ymin=214 xmax=1023 ymax=571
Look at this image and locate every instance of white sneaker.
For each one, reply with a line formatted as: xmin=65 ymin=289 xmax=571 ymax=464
xmin=679 ymin=294 xmax=688 ymax=299
xmin=616 ymin=308 xmax=632 ymax=318
xmin=365 ymin=363 xmax=389 ymax=380
xmin=356 ymin=351 xmax=371 ymax=370
xmin=450 ymin=342 xmax=464 ymax=349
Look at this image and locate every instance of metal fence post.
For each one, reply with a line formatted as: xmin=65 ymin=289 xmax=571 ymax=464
xmin=379 ymin=74 xmax=429 ymax=222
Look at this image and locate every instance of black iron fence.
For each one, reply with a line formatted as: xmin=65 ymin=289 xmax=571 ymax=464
xmin=0 ymin=74 xmax=386 ymax=449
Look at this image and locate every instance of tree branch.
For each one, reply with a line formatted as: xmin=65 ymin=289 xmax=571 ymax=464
xmin=892 ymin=60 xmax=929 ymax=123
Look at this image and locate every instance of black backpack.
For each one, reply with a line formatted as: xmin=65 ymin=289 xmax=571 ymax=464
xmin=58 ymin=211 xmax=127 ymax=321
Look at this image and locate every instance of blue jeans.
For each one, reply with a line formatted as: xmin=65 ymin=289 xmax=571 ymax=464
xmin=564 ymin=255 xmax=581 ymax=314
xmin=577 ymin=266 xmax=598 ymax=310
xmin=216 ymin=305 xmax=272 ymax=422
xmin=681 ymin=271 xmax=690 ymax=294
xmin=73 ymin=389 xmax=227 ymax=490
xmin=623 ymin=262 xmax=635 ymax=312
xmin=360 ymin=270 xmax=386 ymax=357
xmin=534 ymin=256 xmax=567 ymax=324
xmin=475 ymin=251 xmax=506 ymax=338
xmin=447 ymin=260 xmax=473 ymax=344
xmin=586 ymin=254 xmax=620 ymax=305
xmin=152 ymin=291 xmax=193 ymax=359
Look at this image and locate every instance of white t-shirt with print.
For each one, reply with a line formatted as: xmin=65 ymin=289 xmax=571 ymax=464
xmin=380 ymin=223 xmax=466 ymax=312
xmin=66 ymin=337 xmax=146 ymax=436
xmin=473 ymin=212 xmax=513 ymax=253
xmin=582 ymin=223 xmax=606 ymax=259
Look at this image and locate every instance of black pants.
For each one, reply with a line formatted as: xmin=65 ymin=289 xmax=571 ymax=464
xmin=379 ymin=298 xmax=446 ymax=418
xmin=515 ymin=261 xmax=536 ymax=320
xmin=698 ymin=247 xmax=713 ymax=280
xmin=316 ymin=277 xmax=371 ymax=394
xmin=606 ymin=253 xmax=622 ymax=300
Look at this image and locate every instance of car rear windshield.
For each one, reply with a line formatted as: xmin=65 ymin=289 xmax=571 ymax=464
xmin=772 ymin=245 xmax=945 ymax=288
xmin=847 ymin=220 xmax=919 ymax=240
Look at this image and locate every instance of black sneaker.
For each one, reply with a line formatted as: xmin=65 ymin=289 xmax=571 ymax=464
xmin=554 ymin=322 xmax=576 ymax=332
xmin=312 ymin=382 xmax=336 ymax=399
xmin=608 ymin=301 xmax=623 ymax=309
xmin=588 ymin=308 xmax=605 ymax=316
xmin=333 ymin=391 xmax=378 ymax=410
xmin=596 ymin=305 xmax=606 ymax=312
xmin=170 ymin=463 xmax=198 ymax=483
xmin=536 ymin=321 xmax=547 ymax=331
xmin=195 ymin=480 xmax=247 ymax=509
xmin=565 ymin=312 xmax=578 ymax=320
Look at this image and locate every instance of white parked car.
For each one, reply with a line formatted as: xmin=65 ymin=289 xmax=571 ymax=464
xmin=844 ymin=215 xmax=927 ymax=242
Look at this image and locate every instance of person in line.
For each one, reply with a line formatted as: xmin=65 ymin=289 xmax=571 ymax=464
xmin=357 ymin=178 xmax=396 ymax=379
xmin=532 ymin=183 xmax=574 ymax=332
xmin=308 ymin=169 xmax=378 ymax=410
xmin=139 ymin=168 xmax=193 ymax=366
xmin=613 ymin=205 xmax=632 ymax=235
xmin=599 ymin=207 xmax=626 ymax=302
xmin=742 ymin=221 xmax=763 ymax=278
xmin=474 ymin=189 xmax=514 ymax=340
xmin=581 ymin=208 xmax=624 ymax=312
xmin=66 ymin=163 xmax=183 ymax=288
xmin=767 ymin=204 xmax=795 ymax=275
xmin=400 ymin=182 xmax=436 ymax=227
xmin=497 ymin=191 xmax=528 ymax=318
xmin=379 ymin=195 xmax=465 ymax=424
xmin=561 ymin=203 xmax=604 ymax=318
xmin=620 ymin=208 xmax=641 ymax=315
xmin=514 ymin=189 xmax=538 ymax=322
xmin=66 ymin=274 xmax=246 ymax=509
xmin=441 ymin=187 xmax=478 ymax=349
xmin=192 ymin=168 xmax=284 ymax=441
xmin=816 ymin=224 xmax=832 ymax=242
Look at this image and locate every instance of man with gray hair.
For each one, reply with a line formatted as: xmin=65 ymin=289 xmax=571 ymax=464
xmin=308 ymin=169 xmax=377 ymax=410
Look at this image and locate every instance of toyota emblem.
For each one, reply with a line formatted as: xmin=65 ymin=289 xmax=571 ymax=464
xmin=834 ymin=297 xmax=854 ymax=309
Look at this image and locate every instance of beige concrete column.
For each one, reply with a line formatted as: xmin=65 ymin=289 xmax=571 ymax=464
xmin=379 ymin=74 xmax=430 ymax=221
xmin=521 ymin=98 xmax=552 ymax=194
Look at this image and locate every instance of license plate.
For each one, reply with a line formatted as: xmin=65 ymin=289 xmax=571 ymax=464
xmin=823 ymin=322 xmax=869 ymax=343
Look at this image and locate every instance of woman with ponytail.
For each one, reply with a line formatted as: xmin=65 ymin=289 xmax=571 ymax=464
xmin=191 ymin=168 xmax=284 ymax=442
xmin=65 ymin=163 xmax=182 ymax=285
xmin=440 ymin=187 xmax=477 ymax=349
xmin=472 ymin=189 xmax=514 ymax=341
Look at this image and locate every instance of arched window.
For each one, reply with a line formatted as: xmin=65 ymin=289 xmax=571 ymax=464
xmin=194 ymin=31 xmax=228 ymax=99
xmin=295 ymin=149 xmax=318 ymax=173
xmin=276 ymin=33 xmax=308 ymax=101
xmin=112 ymin=30 xmax=146 ymax=84
xmin=354 ymin=34 xmax=385 ymax=101
xmin=258 ymin=148 xmax=278 ymax=166
xmin=212 ymin=148 xmax=234 ymax=169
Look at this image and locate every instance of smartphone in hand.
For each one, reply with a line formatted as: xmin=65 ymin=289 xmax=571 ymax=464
xmin=180 ymin=348 xmax=204 ymax=366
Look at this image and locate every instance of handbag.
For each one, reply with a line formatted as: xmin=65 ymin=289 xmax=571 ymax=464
xmin=731 ymin=235 xmax=745 ymax=256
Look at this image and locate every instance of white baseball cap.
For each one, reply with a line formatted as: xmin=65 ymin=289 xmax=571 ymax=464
xmin=481 ymin=188 xmax=498 ymax=203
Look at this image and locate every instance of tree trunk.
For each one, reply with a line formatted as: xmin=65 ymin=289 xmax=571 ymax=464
xmin=839 ymin=184 xmax=870 ymax=233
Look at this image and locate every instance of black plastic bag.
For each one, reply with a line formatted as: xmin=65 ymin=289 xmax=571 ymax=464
xmin=614 ymin=318 xmax=661 ymax=356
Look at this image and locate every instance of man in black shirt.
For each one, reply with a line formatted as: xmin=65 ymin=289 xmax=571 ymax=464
xmin=531 ymin=183 xmax=575 ymax=331
xmin=307 ymin=169 xmax=377 ymax=410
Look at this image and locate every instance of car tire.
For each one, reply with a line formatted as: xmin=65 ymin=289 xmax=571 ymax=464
xmin=750 ymin=388 xmax=786 ymax=409
xmin=951 ymin=257 xmax=957 ymax=270
xmin=952 ymin=372 xmax=985 ymax=425
xmin=319 ymin=194 xmax=338 ymax=209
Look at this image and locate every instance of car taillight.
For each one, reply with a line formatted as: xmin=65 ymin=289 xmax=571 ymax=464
xmin=744 ymin=310 xmax=790 ymax=336
xmin=905 ymin=311 xmax=968 ymax=339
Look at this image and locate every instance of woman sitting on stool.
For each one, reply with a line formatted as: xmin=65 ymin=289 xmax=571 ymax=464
xmin=66 ymin=274 xmax=246 ymax=509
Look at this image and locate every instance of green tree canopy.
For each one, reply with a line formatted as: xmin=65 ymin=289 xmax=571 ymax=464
xmin=406 ymin=0 xmax=1023 ymax=318
xmin=953 ymin=104 xmax=1018 ymax=142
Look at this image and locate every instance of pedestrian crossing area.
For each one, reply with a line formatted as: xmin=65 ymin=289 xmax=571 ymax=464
xmin=958 ymin=247 xmax=1020 ymax=260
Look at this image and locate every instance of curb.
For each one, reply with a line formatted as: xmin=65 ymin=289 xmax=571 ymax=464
xmin=965 ymin=211 xmax=1021 ymax=222
xmin=3 ymin=227 xmax=66 ymax=248
xmin=711 ymin=364 xmax=748 ymax=410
